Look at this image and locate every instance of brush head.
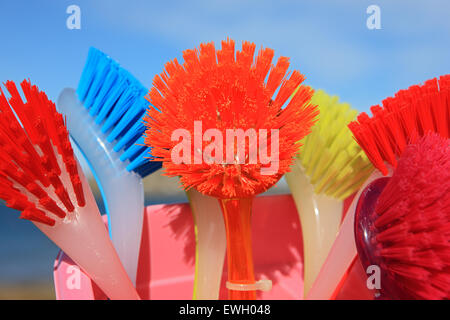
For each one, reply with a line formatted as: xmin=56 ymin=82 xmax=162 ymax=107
xmin=0 ymin=80 xmax=86 ymax=226
xmin=355 ymin=133 xmax=450 ymax=299
xmin=296 ymin=90 xmax=373 ymax=200
xmin=349 ymin=75 xmax=450 ymax=175
xmin=76 ymin=47 xmax=162 ymax=177
xmin=144 ymin=39 xmax=318 ymax=198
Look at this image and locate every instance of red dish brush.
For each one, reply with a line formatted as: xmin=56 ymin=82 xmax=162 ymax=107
xmin=0 ymin=80 xmax=139 ymax=299
xmin=355 ymin=133 xmax=450 ymax=299
xmin=144 ymin=39 xmax=318 ymax=300
xmin=0 ymin=80 xmax=85 ymax=224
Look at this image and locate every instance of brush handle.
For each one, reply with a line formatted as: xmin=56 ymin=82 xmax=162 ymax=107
xmin=187 ymin=189 xmax=226 ymax=300
xmin=219 ymin=198 xmax=256 ymax=300
xmin=306 ymin=170 xmax=386 ymax=300
xmin=36 ymin=158 xmax=140 ymax=300
xmin=285 ymin=163 xmax=343 ymax=297
xmin=57 ymin=88 xmax=144 ymax=286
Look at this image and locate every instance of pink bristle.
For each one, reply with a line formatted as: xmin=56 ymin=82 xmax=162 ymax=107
xmin=373 ymin=133 xmax=450 ymax=299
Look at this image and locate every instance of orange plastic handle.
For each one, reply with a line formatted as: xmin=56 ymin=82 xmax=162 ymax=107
xmin=219 ymin=198 xmax=256 ymax=300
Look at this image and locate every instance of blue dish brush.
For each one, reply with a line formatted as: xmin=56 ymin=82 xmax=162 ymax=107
xmin=57 ymin=47 xmax=161 ymax=285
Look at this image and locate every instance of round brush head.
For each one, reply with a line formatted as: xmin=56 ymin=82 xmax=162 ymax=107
xmin=144 ymin=39 xmax=319 ymax=199
xmin=355 ymin=133 xmax=450 ymax=299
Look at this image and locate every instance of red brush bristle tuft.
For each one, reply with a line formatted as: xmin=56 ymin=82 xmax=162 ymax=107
xmin=144 ymin=39 xmax=318 ymax=198
xmin=349 ymin=75 xmax=450 ymax=175
xmin=0 ymin=80 xmax=85 ymax=226
xmin=373 ymin=133 xmax=450 ymax=299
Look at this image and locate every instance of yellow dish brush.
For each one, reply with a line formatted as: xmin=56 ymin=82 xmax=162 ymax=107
xmin=285 ymin=90 xmax=373 ymax=296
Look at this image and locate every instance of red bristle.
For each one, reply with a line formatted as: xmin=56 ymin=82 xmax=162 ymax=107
xmin=39 ymin=196 xmax=67 ymax=219
xmin=372 ymin=133 xmax=450 ymax=299
xmin=25 ymin=182 xmax=47 ymax=199
xmin=370 ymin=117 xmax=398 ymax=168
xmin=266 ymin=57 xmax=290 ymax=97
xmin=349 ymin=75 xmax=449 ymax=174
xmin=20 ymin=207 xmax=55 ymax=226
xmin=3 ymin=81 xmax=35 ymax=138
xmin=0 ymin=80 xmax=85 ymax=226
xmin=6 ymin=196 xmax=30 ymax=212
xmin=236 ymin=41 xmax=255 ymax=71
xmin=14 ymin=129 xmax=51 ymax=187
xmin=0 ymin=144 xmax=41 ymax=186
xmin=357 ymin=112 xmax=371 ymax=123
xmin=64 ymin=157 xmax=78 ymax=177
xmin=438 ymin=75 xmax=450 ymax=138
xmin=384 ymin=112 xmax=407 ymax=154
xmin=42 ymin=98 xmax=62 ymax=150
xmin=60 ymin=140 xmax=85 ymax=207
xmin=253 ymin=47 xmax=274 ymax=83
xmin=430 ymin=90 xmax=447 ymax=138
xmin=70 ymin=175 xmax=86 ymax=207
xmin=0 ymin=163 xmax=31 ymax=188
xmin=348 ymin=122 xmax=388 ymax=175
xmin=34 ymin=119 xmax=61 ymax=175
xmin=48 ymin=172 xmax=74 ymax=212
xmin=217 ymin=39 xmax=235 ymax=65
xmin=0 ymin=180 xmax=57 ymax=226
xmin=144 ymin=40 xmax=318 ymax=198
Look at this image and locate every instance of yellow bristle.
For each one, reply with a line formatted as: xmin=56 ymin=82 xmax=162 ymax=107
xmin=295 ymin=90 xmax=373 ymax=200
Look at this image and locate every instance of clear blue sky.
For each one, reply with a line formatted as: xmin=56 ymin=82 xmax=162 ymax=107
xmin=1 ymin=0 xmax=449 ymax=112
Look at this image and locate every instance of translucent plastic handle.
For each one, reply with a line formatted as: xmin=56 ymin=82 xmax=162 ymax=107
xmin=306 ymin=170 xmax=386 ymax=300
xmin=285 ymin=163 xmax=343 ymax=296
xmin=57 ymin=88 xmax=144 ymax=286
xmin=35 ymin=159 xmax=139 ymax=300
xmin=219 ymin=198 xmax=257 ymax=300
xmin=187 ymin=189 xmax=226 ymax=300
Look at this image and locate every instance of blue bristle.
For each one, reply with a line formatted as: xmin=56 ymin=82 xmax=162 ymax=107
xmin=76 ymin=47 xmax=161 ymax=178
xmin=107 ymin=97 xmax=146 ymax=143
xmin=113 ymin=108 xmax=146 ymax=152
xmin=101 ymin=86 xmax=141 ymax=134
xmin=119 ymin=135 xmax=146 ymax=162
xmin=77 ymin=48 xmax=103 ymax=101
xmin=84 ymin=58 xmax=111 ymax=109
xmin=135 ymin=161 xmax=162 ymax=178
xmin=126 ymin=147 xmax=154 ymax=172
xmin=89 ymin=63 xmax=119 ymax=116
xmin=94 ymin=77 xmax=127 ymax=125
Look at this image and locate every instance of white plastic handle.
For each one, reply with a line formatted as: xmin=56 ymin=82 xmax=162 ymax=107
xmin=285 ymin=161 xmax=343 ymax=296
xmin=35 ymin=156 xmax=139 ymax=299
xmin=306 ymin=169 xmax=387 ymax=300
xmin=57 ymin=88 xmax=144 ymax=286
xmin=187 ymin=189 xmax=226 ymax=300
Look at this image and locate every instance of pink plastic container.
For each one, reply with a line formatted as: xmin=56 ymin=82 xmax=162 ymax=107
xmin=53 ymin=194 xmax=372 ymax=300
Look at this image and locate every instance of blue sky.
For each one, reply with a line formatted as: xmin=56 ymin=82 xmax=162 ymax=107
xmin=1 ymin=0 xmax=449 ymax=113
